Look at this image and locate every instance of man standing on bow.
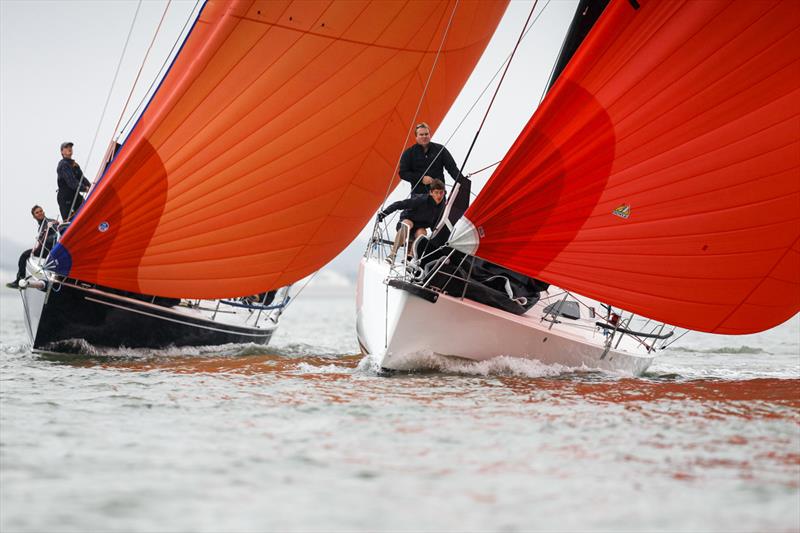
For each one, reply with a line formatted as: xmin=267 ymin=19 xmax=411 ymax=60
xmin=56 ymin=142 xmax=91 ymax=221
xmin=398 ymin=122 xmax=464 ymax=195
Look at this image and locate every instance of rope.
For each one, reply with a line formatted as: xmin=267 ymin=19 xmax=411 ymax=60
xmin=466 ymin=160 xmax=501 ymax=178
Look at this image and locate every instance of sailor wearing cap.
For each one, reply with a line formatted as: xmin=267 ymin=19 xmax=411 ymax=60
xmin=56 ymin=142 xmax=91 ymax=221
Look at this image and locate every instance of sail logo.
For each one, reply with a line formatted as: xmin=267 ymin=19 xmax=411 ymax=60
xmin=612 ymin=204 xmax=631 ymax=219
xmin=98 ymin=222 xmax=110 ymax=232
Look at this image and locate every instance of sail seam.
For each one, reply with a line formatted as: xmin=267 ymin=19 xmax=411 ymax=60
xmin=231 ymin=14 xmax=490 ymax=54
xmin=710 ymin=234 xmax=800 ymax=331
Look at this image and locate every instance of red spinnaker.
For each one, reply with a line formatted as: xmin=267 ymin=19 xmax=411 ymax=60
xmin=462 ymin=0 xmax=800 ymax=334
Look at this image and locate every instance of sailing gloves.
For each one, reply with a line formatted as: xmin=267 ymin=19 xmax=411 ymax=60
xmin=376 ymin=210 xmax=387 ymax=222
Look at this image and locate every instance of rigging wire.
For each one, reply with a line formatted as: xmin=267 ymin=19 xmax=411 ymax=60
xmin=377 ymin=0 xmax=462 ymax=210
xmin=81 ymin=0 xmax=143 ymax=184
xmin=281 ymin=270 xmax=322 ymax=312
xmin=363 ymin=0 xmax=462 ymax=255
xmin=453 ymin=0 xmax=538 ymax=183
xmin=373 ymin=0 xmax=552 ymax=221
xmin=409 ymin=0 xmax=552 ymax=199
xmin=66 ymin=0 xmax=143 ymax=221
xmin=116 ymin=0 xmax=203 ymax=141
xmin=109 ymin=0 xmax=174 ymax=144
xmin=661 ymin=329 xmax=690 ymax=350
xmin=370 ymin=0 xmax=552 ymax=237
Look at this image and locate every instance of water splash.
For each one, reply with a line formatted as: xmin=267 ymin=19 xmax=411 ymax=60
xmin=295 ymin=362 xmax=354 ymax=374
xmin=355 ymin=351 xmax=593 ymax=379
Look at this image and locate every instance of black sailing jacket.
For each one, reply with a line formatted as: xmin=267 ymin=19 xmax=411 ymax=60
xmin=398 ymin=142 xmax=464 ymax=195
xmin=383 ymin=193 xmax=445 ymax=228
xmin=56 ymin=157 xmax=90 ymax=193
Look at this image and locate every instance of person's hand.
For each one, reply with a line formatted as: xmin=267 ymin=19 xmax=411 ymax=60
xmin=422 ymin=175 xmax=433 ymax=185
xmin=376 ymin=211 xmax=387 ymax=222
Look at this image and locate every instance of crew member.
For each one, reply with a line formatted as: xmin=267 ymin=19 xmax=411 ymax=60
xmin=6 ymin=205 xmax=58 ymax=289
xmin=378 ymin=179 xmax=446 ymax=264
xmin=56 ymin=142 xmax=90 ymax=221
xmin=398 ymin=122 xmax=464 ymax=195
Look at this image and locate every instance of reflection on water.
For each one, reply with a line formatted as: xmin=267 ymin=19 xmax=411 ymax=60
xmin=1 ymin=293 xmax=799 ymax=532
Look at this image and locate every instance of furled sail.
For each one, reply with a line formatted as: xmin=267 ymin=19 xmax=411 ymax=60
xmin=451 ymin=0 xmax=800 ymax=334
xmin=52 ymin=0 xmax=508 ymax=298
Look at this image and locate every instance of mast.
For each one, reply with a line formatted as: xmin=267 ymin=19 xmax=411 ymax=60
xmin=546 ymin=0 xmax=611 ymax=92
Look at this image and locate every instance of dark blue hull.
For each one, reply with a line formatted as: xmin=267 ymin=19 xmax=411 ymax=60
xmin=32 ymin=282 xmax=273 ymax=353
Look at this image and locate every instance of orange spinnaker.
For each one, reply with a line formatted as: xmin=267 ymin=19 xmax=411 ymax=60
xmin=463 ymin=0 xmax=800 ymax=333
xmin=55 ymin=0 xmax=508 ymax=297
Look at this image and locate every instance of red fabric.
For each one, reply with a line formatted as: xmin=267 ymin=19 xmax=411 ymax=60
xmin=466 ymin=0 xmax=800 ymax=334
xmin=59 ymin=0 xmax=507 ymax=297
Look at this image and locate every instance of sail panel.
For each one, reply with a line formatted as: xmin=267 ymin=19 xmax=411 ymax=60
xmin=55 ymin=0 xmax=508 ymax=297
xmin=462 ymin=0 xmax=800 ymax=334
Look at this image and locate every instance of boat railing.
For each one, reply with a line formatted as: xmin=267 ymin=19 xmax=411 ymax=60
xmin=219 ymin=294 xmax=290 ymax=311
xmin=537 ymin=289 xmax=678 ymax=354
xmin=220 ymin=285 xmax=292 ymax=325
xmin=366 ymin=224 xmax=420 ymax=280
xmin=33 ymin=221 xmax=61 ymax=263
xmin=595 ymin=321 xmax=673 ymax=340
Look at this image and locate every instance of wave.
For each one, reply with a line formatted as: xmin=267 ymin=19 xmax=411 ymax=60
xmin=355 ymin=352 xmax=596 ymax=379
xmin=295 ymin=362 xmax=354 ymax=374
xmin=29 ymin=337 xmax=352 ymax=359
xmin=32 ymin=339 xmax=279 ymax=361
xmin=667 ymin=345 xmax=767 ymax=355
xmin=0 ymin=342 xmax=32 ymax=355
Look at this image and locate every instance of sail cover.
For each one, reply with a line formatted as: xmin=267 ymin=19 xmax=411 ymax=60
xmin=53 ymin=0 xmax=507 ymax=298
xmin=452 ymin=0 xmax=800 ymax=334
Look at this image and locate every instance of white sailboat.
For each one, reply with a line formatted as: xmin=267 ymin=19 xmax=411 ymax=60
xmin=357 ymin=0 xmax=800 ymax=374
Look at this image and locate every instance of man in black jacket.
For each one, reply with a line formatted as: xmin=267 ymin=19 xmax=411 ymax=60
xmin=6 ymin=205 xmax=58 ymax=289
xmin=56 ymin=142 xmax=91 ymax=221
xmin=378 ymin=179 xmax=446 ymax=264
xmin=398 ymin=122 xmax=464 ymax=195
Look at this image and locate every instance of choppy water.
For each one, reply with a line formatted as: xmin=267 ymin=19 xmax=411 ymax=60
xmin=1 ymin=289 xmax=798 ymax=532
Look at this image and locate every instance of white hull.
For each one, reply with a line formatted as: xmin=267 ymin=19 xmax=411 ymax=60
xmin=356 ymin=257 xmax=655 ymax=375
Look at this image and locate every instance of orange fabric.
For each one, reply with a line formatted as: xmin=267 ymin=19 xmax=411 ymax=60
xmin=465 ymin=0 xmax=800 ymax=334
xmin=57 ymin=0 xmax=507 ymax=297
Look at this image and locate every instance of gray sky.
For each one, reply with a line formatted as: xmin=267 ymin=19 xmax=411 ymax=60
xmin=0 ymin=0 xmax=577 ymax=255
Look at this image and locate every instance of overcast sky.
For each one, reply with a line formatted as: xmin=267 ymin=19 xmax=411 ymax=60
xmin=0 ymin=0 xmax=577 ymax=257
